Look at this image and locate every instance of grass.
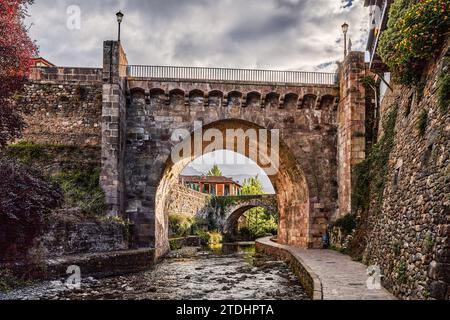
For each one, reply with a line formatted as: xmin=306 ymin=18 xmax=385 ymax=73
xmin=6 ymin=141 xmax=53 ymax=165
xmin=53 ymin=167 xmax=106 ymax=215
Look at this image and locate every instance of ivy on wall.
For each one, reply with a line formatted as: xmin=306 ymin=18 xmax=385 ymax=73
xmin=378 ymin=0 xmax=450 ymax=85
xmin=352 ymin=105 xmax=399 ymax=212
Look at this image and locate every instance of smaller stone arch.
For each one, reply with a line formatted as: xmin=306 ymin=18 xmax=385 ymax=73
xmin=264 ymin=92 xmax=280 ymax=109
xmin=246 ymin=91 xmax=262 ymax=108
xmin=227 ymin=91 xmax=243 ymax=108
xmin=301 ymin=94 xmax=317 ymax=109
xmin=169 ymin=89 xmax=186 ymax=109
xmin=283 ymin=93 xmax=299 ymax=109
xmin=221 ymin=195 xmax=278 ymax=234
xmin=208 ymin=90 xmax=224 ymax=107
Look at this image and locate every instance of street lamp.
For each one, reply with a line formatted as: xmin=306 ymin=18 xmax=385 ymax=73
xmin=342 ymin=22 xmax=349 ymax=58
xmin=116 ymin=11 xmax=124 ymax=42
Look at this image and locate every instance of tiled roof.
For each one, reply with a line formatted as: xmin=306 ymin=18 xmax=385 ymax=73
xmin=180 ymin=175 xmax=242 ymax=187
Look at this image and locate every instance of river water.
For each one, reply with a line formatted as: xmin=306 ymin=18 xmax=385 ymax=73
xmin=1 ymin=243 xmax=309 ymax=300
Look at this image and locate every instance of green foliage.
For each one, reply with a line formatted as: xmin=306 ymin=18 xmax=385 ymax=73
xmin=352 ymin=105 xmax=399 ymax=211
xmin=392 ymin=241 xmax=401 ymax=255
xmin=53 ymin=167 xmax=105 ymax=215
xmin=331 ymin=213 xmax=357 ymax=235
xmin=194 ymin=230 xmax=223 ymax=245
xmin=416 ymin=109 xmax=428 ymax=136
xmin=6 ymin=141 xmax=53 ymax=165
xmin=397 ymin=259 xmax=408 ymax=283
xmin=378 ymin=0 xmax=450 ymax=85
xmin=169 ymin=239 xmax=183 ymax=250
xmin=360 ymin=76 xmax=376 ymax=89
xmin=207 ymin=164 xmax=223 ymax=177
xmin=241 ymin=208 xmax=278 ymax=239
xmin=0 ymin=268 xmax=31 ymax=293
xmin=168 ymin=214 xmax=194 ymax=237
xmin=438 ymin=66 xmax=450 ymax=112
xmin=424 ymin=234 xmax=435 ymax=252
xmin=209 ymin=196 xmax=236 ymax=212
xmin=241 ymin=176 xmax=264 ymax=196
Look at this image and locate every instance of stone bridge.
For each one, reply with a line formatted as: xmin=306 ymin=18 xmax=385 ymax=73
xmin=218 ymin=195 xmax=278 ymax=234
xmin=100 ymin=41 xmax=359 ymax=258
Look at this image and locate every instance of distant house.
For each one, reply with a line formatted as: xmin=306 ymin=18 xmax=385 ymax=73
xmin=31 ymin=57 xmax=55 ymax=68
xmin=180 ymin=175 xmax=242 ymax=196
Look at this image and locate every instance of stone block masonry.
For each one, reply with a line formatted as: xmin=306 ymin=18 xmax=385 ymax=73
xmin=360 ymin=38 xmax=450 ymax=300
xmin=336 ymin=52 xmax=367 ymax=217
xmin=166 ymin=184 xmax=211 ymax=220
xmin=18 ymin=67 xmax=103 ymax=146
xmin=100 ymin=41 xmax=128 ymax=220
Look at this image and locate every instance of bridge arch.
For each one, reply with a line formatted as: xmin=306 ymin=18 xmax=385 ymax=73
xmin=153 ymin=118 xmax=312 ymax=254
xmin=222 ymin=195 xmax=278 ymax=235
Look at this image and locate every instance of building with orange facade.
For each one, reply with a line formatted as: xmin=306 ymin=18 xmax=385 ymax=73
xmin=180 ymin=176 xmax=242 ymax=196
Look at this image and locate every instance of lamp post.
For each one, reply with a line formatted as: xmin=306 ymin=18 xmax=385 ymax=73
xmin=116 ymin=11 xmax=124 ymax=42
xmin=342 ymin=22 xmax=349 ymax=58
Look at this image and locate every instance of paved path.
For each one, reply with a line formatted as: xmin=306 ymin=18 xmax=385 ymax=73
xmin=257 ymin=237 xmax=396 ymax=300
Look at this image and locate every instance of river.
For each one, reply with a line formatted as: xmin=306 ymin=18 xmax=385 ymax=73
xmin=1 ymin=243 xmax=309 ymax=300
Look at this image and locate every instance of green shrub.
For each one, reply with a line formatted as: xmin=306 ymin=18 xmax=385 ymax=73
xmin=352 ymin=105 xmax=399 ymax=211
xmin=392 ymin=241 xmax=401 ymax=255
xmin=194 ymin=230 xmax=223 ymax=245
xmin=6 ymin=141 xmax=53 ymax=165
xmin=169 ymin=239 xmax=183 ymax=251
xmin=0 ymin=268 xmax=31 ymax=293
xmin=397 ymin=259 xmax=408 ymax=283
xmin=53 ymin=167 xmax=105 ymax=215
xmin=168 ymin=214 xmax=193 ymax=237
xmin=378 ymin=0 xmax=450 ymax=85
xmin=332 ymin=213 xmax=357 ymax=235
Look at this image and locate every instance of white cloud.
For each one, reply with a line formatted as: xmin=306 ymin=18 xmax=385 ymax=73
xmin=26 ymin=0 xmax=368 ymax=71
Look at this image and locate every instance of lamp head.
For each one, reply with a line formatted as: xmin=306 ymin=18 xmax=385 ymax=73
xmin=116 ymin=11 xmax=124 ymax=24
xmin=342 ymin=22 xmax=349 ymax=34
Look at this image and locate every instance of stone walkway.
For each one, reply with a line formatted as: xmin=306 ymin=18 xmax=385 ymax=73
xmin=257 ymin=237 xmax=396 ymax=300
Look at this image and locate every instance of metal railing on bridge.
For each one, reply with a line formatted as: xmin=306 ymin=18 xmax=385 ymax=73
xmin=127 ymin=65 xmax=338 ymax=86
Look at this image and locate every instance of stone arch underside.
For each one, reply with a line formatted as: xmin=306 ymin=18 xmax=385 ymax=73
xmin=153 ymin=119 xmax=310 ymax=253
xmin=125 ymin=81 xmax=338 ymax=256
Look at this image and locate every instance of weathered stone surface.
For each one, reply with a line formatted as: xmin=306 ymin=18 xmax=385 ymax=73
xmin=18 ymin=68 xmax=102 ymax=146
xmin=360 ymin=38 xmax=450 ymax=300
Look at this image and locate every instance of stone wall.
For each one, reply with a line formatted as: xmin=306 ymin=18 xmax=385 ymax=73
xmin=100 ymin=41 xmax=128 ymax=220
xmin=361 ymin=38 xmax=450 ymax=300
xmin=166 ymin=184 xmax=211 ymax=219
xmin=336 ymin=52 xmax=367 ymax=217
xmin=39 ymin=213 xmax=127 ymax=258
xmin=18 ymin=67 xmax=102 ymax=146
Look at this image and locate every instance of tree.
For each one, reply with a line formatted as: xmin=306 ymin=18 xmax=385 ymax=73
xmin=207 ymin=164 xmax=222 ymax=177
xmin=0 ymin=0 xmax=37 ymax=147
xmin=241 ymin=175 xmax=264 ymax=196
xmin=239 ymin=176 xmax=278 ymax=239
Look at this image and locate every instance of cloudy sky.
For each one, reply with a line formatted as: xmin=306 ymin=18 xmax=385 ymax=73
xmin=26 ymin=0 xmax=369 ymax=72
